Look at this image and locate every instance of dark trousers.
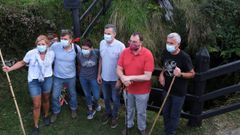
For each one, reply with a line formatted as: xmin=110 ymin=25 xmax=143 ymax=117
xmin=162 ymin=91 xmax=185 ymax=135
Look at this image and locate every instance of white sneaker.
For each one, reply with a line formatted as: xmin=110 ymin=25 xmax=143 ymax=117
xmin=87 ymin=110 xmax=96 ymax=120
xmin=96 ymin=105 xmax=101 ymax=112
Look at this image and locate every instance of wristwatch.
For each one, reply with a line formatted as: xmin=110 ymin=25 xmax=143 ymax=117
xmin=180 ymin=73 xmax=183 ymax=78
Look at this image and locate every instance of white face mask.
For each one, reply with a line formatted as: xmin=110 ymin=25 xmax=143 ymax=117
xmin=166 ymin=44 xmax=176 ymax=53
xmin=104 ymin=34 xmax=112 ymax=42
xmin=37 ymin=45 xmax=47 ymax=53
xmin=61 ymin=39 xmax=69 ymax=48
xmin=82 ymin=49 xmax=91 ymax=57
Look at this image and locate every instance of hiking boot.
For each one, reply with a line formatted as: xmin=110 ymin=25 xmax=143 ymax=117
xmin=31 ymin=127 xmax=39 ymax=135
xmin=122 ymin=126 xmax=134 ymax=135
xmin=87 ymin=110 xmax=96 ymax=120
xmin=50 ymin=113 xmax=58 ymax=123
xmin=138 ymin=129 xmax=146 ymax=135
xmin=43 ymin=116 xmax=50 ymax=126
xmin=96 ymin=105 xmax=102 ymax=112
xmin=111 ymin=117 xmax=118 ymax=128
xmin=71 ymin=110 xmax=77 ymax=119
xmin=101 ymin=113 xmax=111 ymax=125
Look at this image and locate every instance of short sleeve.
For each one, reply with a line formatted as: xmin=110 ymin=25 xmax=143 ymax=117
xmin=183 ymin=54 xmax=194 ymax=72
xmin=23 ymin=51 xmax=31 ymax=64
xmin=77 ymin=45 xmax=81 ymax=53
xmin=50 ymin=42 xmax=59 ymax=51
xmin=144 ymin=50 xmax=154 ymax=72
xmin=117 ymin=49 xmax=125 ymax=67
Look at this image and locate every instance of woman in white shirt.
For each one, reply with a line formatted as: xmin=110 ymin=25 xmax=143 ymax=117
xmin=2 ymin=35 xmax=54 ymax=135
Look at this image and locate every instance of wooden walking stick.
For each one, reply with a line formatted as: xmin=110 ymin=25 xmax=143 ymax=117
xmin=148 ymin=76 xmax=176 ymax=135
xmin=0 ymin=49 xmax=26 ymax=135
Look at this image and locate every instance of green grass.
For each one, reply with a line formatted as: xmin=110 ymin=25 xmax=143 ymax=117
xmin=1 ymin=71 xmax=240 ymax=135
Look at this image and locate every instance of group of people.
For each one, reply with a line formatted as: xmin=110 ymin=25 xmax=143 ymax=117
xmin=2 ymin=24 xmax=195 ymax=135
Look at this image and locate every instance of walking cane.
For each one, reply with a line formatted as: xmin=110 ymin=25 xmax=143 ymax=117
xmin=124 ymin=86 xmax=128 ymax=135
xmin=148 ymin=76 xmax=176 ymax=135
xmin=0 ymin=49 xmax=26 ymax=135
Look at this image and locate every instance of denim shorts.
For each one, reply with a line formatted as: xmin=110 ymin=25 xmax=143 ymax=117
xmin=28 ymin=77 xmax=53 ymax=97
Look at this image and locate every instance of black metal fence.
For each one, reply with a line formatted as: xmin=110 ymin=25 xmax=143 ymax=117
xmin=148 ymin=47 xmax=240 ymax=127
xmin=65 ymin=0 xmax=112 ymax=38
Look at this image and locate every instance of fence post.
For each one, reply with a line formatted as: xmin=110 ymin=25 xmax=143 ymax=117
xmin=63 ymin=0 xmax=81 ymax=38
xmin=187 ymin=47 xmax=210 ymax=127
xmin=102 ymin=0 xmax=106 ymax=14
xmin=71 ymin=8 xmax=81 ymax=38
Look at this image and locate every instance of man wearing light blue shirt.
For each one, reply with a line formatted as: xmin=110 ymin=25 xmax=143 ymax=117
xmin=50 ymin=29 xmax=81 ymax=123
xmin=97 ymin=24 xmax=125 ymax=128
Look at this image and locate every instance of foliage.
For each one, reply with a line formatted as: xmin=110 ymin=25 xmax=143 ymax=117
xmin=0 ymin=5 xmax=55 ymax=58
xmin=0 ymin=0 xmax=72 ymax=59
xmin=200 ymin=0 xmax=240 ymax=59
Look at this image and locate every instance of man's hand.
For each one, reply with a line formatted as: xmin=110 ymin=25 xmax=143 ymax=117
xmin=120 ymin=75 xmax=132 ymax=87
xmin=173 ymin=67 xmax=181 ymax=77
xmin=159 ymin=74 xmax=165 ymax=87
xmin=115 ymin=79 xmax=122 ymax=89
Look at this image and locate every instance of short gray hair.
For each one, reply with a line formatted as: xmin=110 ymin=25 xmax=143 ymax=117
xmin=167 ymin=32 xmax=181 ymax=44
xmin=104 ymin=24 xmax=117 ymax=33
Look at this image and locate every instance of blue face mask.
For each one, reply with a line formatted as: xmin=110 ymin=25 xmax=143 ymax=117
xmin=82 ymin=49 xmax=91 ymax=57
xmin=37 ymin=45 xmax=47 ymax=53
xmin=61 ymin=39 xmax=69 ymax=48
xmin=104 ymin=34 xmax=112 ymax=42
xmin=166 ymin=44 xmax=176 ymax=53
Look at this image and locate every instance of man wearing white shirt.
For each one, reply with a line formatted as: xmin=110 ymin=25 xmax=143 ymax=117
xmin=97 ymin=24 xmax=125 ymax=128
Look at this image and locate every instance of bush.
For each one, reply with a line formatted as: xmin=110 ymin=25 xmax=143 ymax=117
xmin=0 ymin=5 xmax=56 ymax=58
xmin=200 ymin=0 xmax=240 ymax=60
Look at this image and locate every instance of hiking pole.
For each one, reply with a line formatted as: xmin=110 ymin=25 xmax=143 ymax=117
xmin=0 ymin=49 xmax=26 ymax=135
xmin=123 ymin=86 xmax=128 ymax=135
xmin=148 ymin=76 xmax=176 ymax=135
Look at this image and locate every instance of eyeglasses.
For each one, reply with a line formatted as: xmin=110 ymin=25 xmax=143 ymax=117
xmin=128 ymin=40 xmax=139 ymax=44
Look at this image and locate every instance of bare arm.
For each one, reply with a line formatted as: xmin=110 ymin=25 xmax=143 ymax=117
xmin=2 ymin=60 xmax=26 ymax=72
xmin=159 ymin=69 xmax=165 ymax=86
xmin=127 ymin=71 xmax=152 ymax=81
xmin=180 ymin=69 xmax=195 ymax=79
xmin=97 ymin=57 xmax=102 ymax=84
xmin=174 ymin=67 xmax=195 ymax=79
xmin=117 ymin=65 xmax=131 ymax=87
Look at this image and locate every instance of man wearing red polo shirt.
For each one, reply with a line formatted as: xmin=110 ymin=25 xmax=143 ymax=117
xmin=117 ymin=32 xmax=154 ymax=135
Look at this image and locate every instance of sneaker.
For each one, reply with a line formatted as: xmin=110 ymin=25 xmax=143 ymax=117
xmin=31 ymin=127 xmax=39 ymax=135
xmin=101 ymin=113 xmax=111 ymax=125
xmin=122 ymin=126 xmax=134 ymax=135
xmin=71 ymin=110 xmax=77 ymax=119
xmin=95 ymin=105 xmax=101 ymax=112
xmin=87 ymin=110 xmax=96 ymax=120
xmin=111 ymin=117 xmax=118 ymax=128
xmin=138 ymin=130 xmax=146 ymax=135
xmin=43 ymin=116 xmax=50 ymax=126
xmin=50 ymin=113 xmax=58 ymax=123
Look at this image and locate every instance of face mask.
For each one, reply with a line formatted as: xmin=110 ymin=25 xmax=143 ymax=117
xmin=61 ymin=39 xmax=69 ymax=48
xmin=129 ymin=43 xmax=140 ymax=51
xmin=82 ymin=49 xmax=91 ymax=57
xmin=166 ymin=44 xmax=176 ymax=53
xmin=104 ymin=34 xmax=112 ymax=42
xmin=37 ymin=45 xmax=47 ymax=53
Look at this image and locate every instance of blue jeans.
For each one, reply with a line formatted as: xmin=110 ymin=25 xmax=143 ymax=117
xmin=28 ymin=77 xmax=52 ymax=97
xmin=102 ymin=80 xmax=120 ymax=118
xmin=162 ymin=91 xmax=185 ymax=135
xmin=52 ymin=76 xmax=78 ymax=114
xmin=79 ymin=77 xmax=100 ymax=107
